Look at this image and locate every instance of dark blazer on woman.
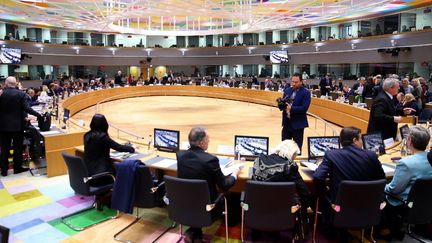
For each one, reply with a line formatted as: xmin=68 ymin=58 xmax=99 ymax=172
xmin=84 ymin=132 xmax=135 ymax=176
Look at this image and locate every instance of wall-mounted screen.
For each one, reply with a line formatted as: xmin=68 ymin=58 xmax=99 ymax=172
xmin=0 ymin=48 xmax=21 ymax=64
xmin=269 ymin=50 xmax=289 ymax=64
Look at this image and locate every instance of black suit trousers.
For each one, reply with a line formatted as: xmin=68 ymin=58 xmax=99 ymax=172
xmin=0 ymin=131 xmax=24 ymax=172
xmin=282 ymin=126 xmax=304 ymax=153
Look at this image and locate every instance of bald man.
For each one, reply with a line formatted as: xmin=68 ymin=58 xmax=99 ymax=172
xmin=0 ymin=76 xmax=42 ymax=176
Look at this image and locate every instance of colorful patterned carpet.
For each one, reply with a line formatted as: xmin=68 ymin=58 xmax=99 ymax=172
xmin=0 ymin=171 xmax=424 ymax=243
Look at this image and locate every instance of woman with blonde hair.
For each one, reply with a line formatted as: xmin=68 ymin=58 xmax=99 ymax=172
xmin=252 ymin=139 xmax=311 ymax=239
xmin=402 ymin=93 xmax=419 ymax=115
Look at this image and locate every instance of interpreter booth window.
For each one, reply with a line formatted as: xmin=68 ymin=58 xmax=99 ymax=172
xmin=339 ymin=24 xmax=352 ymax=38
xmin=243 ymin=65 xmax=259 ymax=77
xmin=176 ymin=36 xmax=186 ymax=48
xmin=243 ymin=33 xmax=259 ymax=46
xmin=188 ymin=36 xmax=199 ymax=48
xmin=265 ymin=31 xmax=273 ymax=45
xmin=280 ymin=30 xmax=288 ymax=44
xmin=279 ymin=64 xmax=290 ymax=78
xmin=400 ymin=13 xmax=416 ymax=32
xmin=318 ymin=27 xmax=331 ymax=41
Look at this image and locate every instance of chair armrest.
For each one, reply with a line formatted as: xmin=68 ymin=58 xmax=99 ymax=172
xmin=384 ymin=191 xmax=406 ymax=204
xmin=206 ymin=193 xmax=225 ymax=212
xmin=151 ymin=181 xmax=165 ymax=193
xmin=83 ymin=172 xmax=115 ymax=184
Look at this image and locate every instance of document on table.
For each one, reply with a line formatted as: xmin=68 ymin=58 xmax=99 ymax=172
xmin=40 ymin=130 xmax=62 ymax=136
xmin=152 ymin=158 xmax=177 ymax=168
xmin=300 ymin=161 xmax=318 ymax=171
xmin=381 ymin=164 xmax=395 ymax=176
xmin=221 ymin=163 xmax=244 ymax=176
xmin=110 ymin=151 xmax=136 ymax=160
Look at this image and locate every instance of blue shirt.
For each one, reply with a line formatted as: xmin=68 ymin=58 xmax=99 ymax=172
xmin=385 ymin=151 xmax=432 ymax=206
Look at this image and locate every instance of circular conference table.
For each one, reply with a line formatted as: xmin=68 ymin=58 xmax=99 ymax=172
xmin=55 ymin=86 xmax=408 ymax=190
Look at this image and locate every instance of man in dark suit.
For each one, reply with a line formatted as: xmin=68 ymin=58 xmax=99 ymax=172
xmin=313 ymin=126 xmax=385 ymax=240
xmin=319 ymin=73 xmax=332 ymax=96
xmin=281 ymin=73 xmax=311 ymax=151
xmin=177 ymin=127 xmax=239 ymax=242
xmin=314 ymin=126 xmax=385 ymax=203
xmin=114 ymin=71 xmax=123 ymax=86
xmin=367 ymin=78 xmax=414 ymax=140
xmin=0 ymin=77 xmax=42 ymax=176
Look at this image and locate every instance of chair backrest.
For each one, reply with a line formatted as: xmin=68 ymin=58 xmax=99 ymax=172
xmin=164 ymin=175 xmax=213 ymax=228
xmin=0 ymin=225 xmax=9 ymax=243
xmin=405 ymin=177 xmax=432 ymax=224
xmin=62 ymin=153 xmax=90 ymax=196
xmin=244 ymin=181 xmax=296 ymax=231
xmin=418 ymin=109 xmax=432 ymax=123
xmin=333 ymin=179 xmax=386 ymax=229
xmin=134 ymin=165 xmax=157 ymax=208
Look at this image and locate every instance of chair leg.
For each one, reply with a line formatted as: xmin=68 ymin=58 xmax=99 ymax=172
xmin=175 ymin=224 xmax=184 ymax=243
xmin=113 ymin=216 xmax=142 ymax=242
xmin=361 ymin=229 xmax=365 ymax=242
xmin=407 ymin=224 xmax=428 ymax=243
xmin=61 ymin=198 xmax=113 ymax=231
xmin=152 ymin=222 xmax=177 ymax=243
xmin=223 ymin=197 xmax=229 ymax=243
xmin=312 ymin=198 xmax=319 ymax=243
xmin=370 ymin=226 xmax=376 ymax=243
xmin=241 ymin=208 xmax=245 ymax=243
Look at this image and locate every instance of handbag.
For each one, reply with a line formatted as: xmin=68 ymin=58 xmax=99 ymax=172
xmin=38 ymin=112 xmax=51 ymax=132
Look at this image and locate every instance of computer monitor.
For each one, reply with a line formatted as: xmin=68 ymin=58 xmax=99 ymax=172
xmin=154 ymin=128 xmax=179 ymax=152
xmin=234 ymin=135 xmax=269 ymax=159
xmin=307 ymin=136 xmax=340 ymax=160
xmin=362 ymin=132 xmax=385 ymax=155
xmin=399 ymin=124 xmax=410 ymax=140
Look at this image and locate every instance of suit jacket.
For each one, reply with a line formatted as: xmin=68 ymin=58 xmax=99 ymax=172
xmin=84 ymin=132 xmax=135 ymax=176
xmin=367 ymin=91 xmax=403 ymax=140
xmin=319 ymin=77 xmax=332 ymax=95
xmin=282 ymin=86 xmax=311 ymax=130
xmin=313 ymin=145 xmax=385 ymax=203
xmin=177 ymin=146 xmax=236 ymax=201
xmin=385 ymin=152 xmax=432 ymax=206
xmin=0 ymin=87 xmax=40 ymax=132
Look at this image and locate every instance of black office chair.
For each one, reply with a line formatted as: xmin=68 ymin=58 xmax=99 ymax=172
xmin=61 ymin=153 xmax=115 ymax=231
xmin=240 ymin=181 xmax=297 ymax=243
xmin=313 ymin=179 xmax=386 ymax=243
xmin=417 ymin=109 xmax=432 ymax=123
xmin=0 ymin=225 xmax=9 ymax=243
xmin=153 ymin=175 xmax=228 ymax=243
xmin=387 ymin=177 xmax=432 ymax=242
xmin=113 ymin=165 xmax=165 ymax=242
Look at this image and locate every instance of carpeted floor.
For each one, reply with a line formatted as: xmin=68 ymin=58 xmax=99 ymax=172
xmin=0 ymin=170 xmax=426 ymax=243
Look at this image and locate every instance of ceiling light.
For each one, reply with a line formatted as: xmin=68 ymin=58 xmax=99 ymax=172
xmin=215 ymin=51 xmax=218 ymax=56
xmin=315 ymin=46 xmax=320 ymax=52
xmin=75 ymin=49 xmax=79 ymax=55
xmin=351 ymin=43 xmax=356 ymax=50
xmin=248 ymin=49 xmax=252 ymax=54
xmin=391 ymin=39 xmax=397 ymax=47
xmin=39 ymin=47 xmax=44 ymax=53
xmin=112 ymin=50 xmax=115 ymax=55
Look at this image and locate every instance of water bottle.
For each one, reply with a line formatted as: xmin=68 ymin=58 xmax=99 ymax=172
xmin=400 ymin=138 xmax=407 ymax=157
xmin=235 ymin=145 xmax=241 ymax=161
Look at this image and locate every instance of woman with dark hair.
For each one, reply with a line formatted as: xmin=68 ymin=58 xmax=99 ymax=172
xmin=84 ymin=114 xmax=135 ymax=180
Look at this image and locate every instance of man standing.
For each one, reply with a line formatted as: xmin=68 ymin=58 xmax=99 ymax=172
xmin=177 ymin=127 xmax=240 ymax=242
xmin=0 ymin=77 xmax=42 ymax=176
xmin=367 ymin=78 xmax=414 ymax=140
xmin=319 ymin=73 xmax=332 ymax=96
xmin=114 ymin=70 xmax=123 ymax=86
xmin=281 ymin=73 xmax=311 ymax=151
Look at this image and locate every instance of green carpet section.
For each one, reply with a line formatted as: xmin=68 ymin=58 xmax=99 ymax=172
xmin=51 ymin=206 xmax=117 ymax=233
xmin=48 ymin=218 xmax=79 ymax=236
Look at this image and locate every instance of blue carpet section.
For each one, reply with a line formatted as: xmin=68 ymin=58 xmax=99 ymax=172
xmin=13 ymin=223 xmax=69 ymax=243
xmin=11 ymin=218 xmax=44 ymax=233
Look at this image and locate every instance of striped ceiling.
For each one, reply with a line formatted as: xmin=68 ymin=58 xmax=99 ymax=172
xmin=0 ymin=0 xmax=430 ymax=35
